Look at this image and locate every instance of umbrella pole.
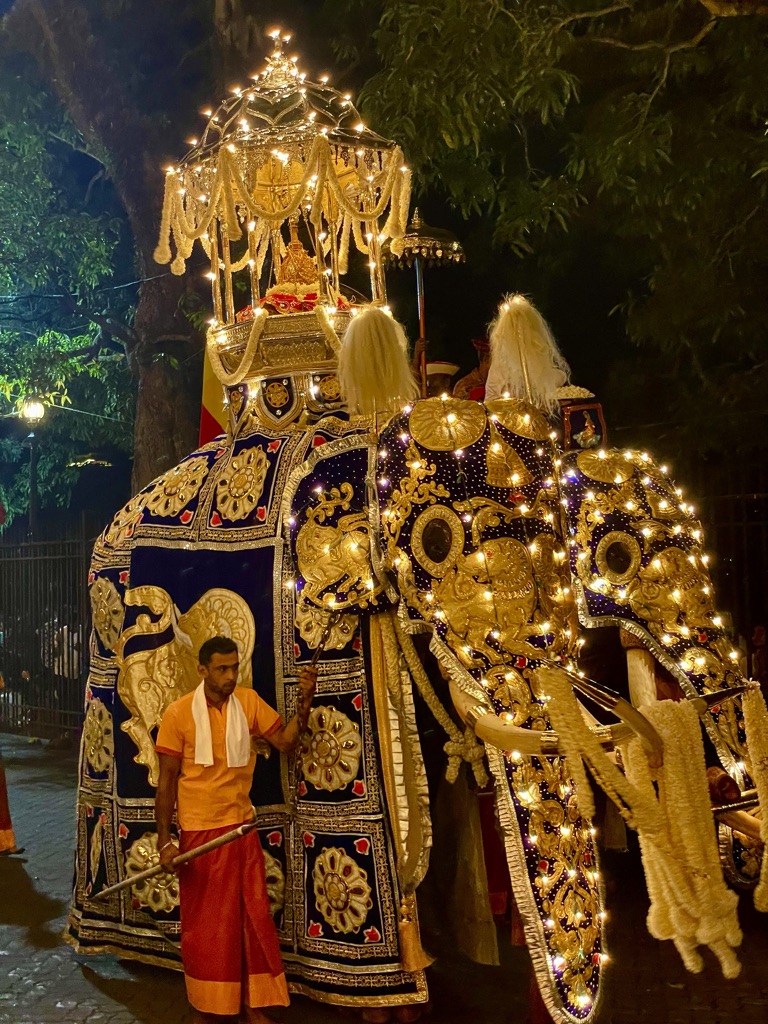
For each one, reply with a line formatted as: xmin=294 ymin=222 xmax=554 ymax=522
xmin=414 ymin=256 xmax=427 ymax=398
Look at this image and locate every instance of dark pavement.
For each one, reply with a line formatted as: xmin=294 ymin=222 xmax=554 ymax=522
xmin=1 ymin=732 xmax=767 ymax=1024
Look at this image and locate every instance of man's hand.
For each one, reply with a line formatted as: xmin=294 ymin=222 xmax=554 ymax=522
xmin=158 ymin=838 xmax=180 ymax=873
xmin=411 ymin=336 xmax=427 ymax=371
xmin=297 ymin=666 xmax=318 ymax=726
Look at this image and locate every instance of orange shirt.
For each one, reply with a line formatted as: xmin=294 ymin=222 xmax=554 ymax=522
xmin=156 ymin=686 xmax=281 ymax=831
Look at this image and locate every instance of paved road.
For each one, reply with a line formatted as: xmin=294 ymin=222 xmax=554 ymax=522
xmin=1 ymin=733 xmax=767 ymax=1024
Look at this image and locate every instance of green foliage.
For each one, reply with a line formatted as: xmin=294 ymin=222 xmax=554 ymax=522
xmin=0 ymin=52 xmax=133 ymax=527
xmin=330 ymin=0 xmax=768 ymax=454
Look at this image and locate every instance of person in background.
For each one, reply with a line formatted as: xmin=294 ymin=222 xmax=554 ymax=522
xmin=0 ymin=673 xmax=24 ymax=856
xmin=425 ymin=360 xmax=460 ymax=398
xmin=452 ymin=337 xmax=491 ymax=401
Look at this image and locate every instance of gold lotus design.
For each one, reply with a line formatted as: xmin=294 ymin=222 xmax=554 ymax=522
xmin=301 ymin=706 xmax=363 ymax=791
xmin=216 ymin=445 xmax=269 ymax=521
xmin=313 ymin=846 xmax=373 ymax=934
xmin=90 ymin=577 xmax=125 ymax=652
xmin=124 ymin=832 xmax=179 ymax=914
xmin=145 ymin=456 xmax=209 ymax=518
xmin=83 ymin=699 xmax=114 ymax=773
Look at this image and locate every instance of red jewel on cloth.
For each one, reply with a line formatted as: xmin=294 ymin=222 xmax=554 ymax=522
xmin=352 ymin=780 xmax=366 ymax=797
xmin=180 ymin=510 xmax=194 ymax=525
xmin=256 ymin=506 xmax=267 ymax=521
xmin=119 ymin=824 xmax=129 ymax=839
xmin=353 ymin=838 xmax=370 ymax=856
xmin=308 ymin=921 xmax=323 ymax=938
xmin=302 ymin=832 xmax=316 ymax=848
xmin=118 ymin=571 xmax=129 ymax=584
xmin=297 ymin=781 xmax=308 ymax=797
xmin=351 ymin=694 xmax=363 ymax=712
xmin=210 ymin=511 xmax=222 ymax=527
xmin=267 ymin=831 xmax=282 ymax=847
xmin=267 ymin=439 xmax=281 ymax=453
xmin=364 ymin=926 xmax=381 ymax=943
xmin=312 ymin=435 xmax=327 ymax=448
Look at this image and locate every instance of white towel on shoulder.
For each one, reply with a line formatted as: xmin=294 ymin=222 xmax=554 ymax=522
xmin=191 ymin=681 xmax=251 ymax=768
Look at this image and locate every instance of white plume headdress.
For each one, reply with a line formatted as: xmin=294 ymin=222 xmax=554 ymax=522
xmin=337 ymin=306 xmax=418 ymax=420
xmin=484 ymin=294 xmax=570 ymax=413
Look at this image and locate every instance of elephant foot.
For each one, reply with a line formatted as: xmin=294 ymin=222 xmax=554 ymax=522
xmin=361 ymin=1011 xmax=391 ymax=1024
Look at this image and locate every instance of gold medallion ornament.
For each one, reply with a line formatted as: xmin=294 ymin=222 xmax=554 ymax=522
xmin=576 ymin=448 xmax=635 ymax=485
xmin=90 ymin=577 xmax=125 ymax=652
xmin=313 ymin=847 xmax=373 ymax=934
xmin=124 ymin=832 xmax=180 ymax=914
xmin=145 ymin=456 xmax=209 ymax=518
xmin=485 ymin=399 xmax=551 ymax=440
xmin=410 ymin=506 xmax=464 ymax=578
xmin=265 ymin=382 xmax=290 ymax=408
xmin=216 ymin=445 xmax=269 ymax=521
xmin=83 ymin=699 xmax=115 ymax=773
xmin=408 ymin=397 xmax=486 ymax=451
xmin=595 ymin=531 xmax=642 ymax=586
xmin=317 ymin=375 xmax=341 ymax=401
xmin=301 ymin=706 xmax=363 ymax=792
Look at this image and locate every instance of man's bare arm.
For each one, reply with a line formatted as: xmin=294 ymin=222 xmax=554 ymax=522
xmin=155 ymin=753 xmax=181 ymax=870
xmin=267 ymin=666 xmax=317 ymax=753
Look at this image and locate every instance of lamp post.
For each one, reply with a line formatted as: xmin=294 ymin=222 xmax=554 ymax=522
xmin=382 ymin=209 xmax=465 ymax=397
xmin=20 ymin=397 xmax=45 ymax=541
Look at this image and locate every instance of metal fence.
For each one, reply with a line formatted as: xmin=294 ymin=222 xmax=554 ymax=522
xmin=0 ymin=538 xmax=92 ymax=738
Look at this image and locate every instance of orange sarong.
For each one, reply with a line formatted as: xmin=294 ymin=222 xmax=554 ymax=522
xmin=179 ymin=823 xmax=289 ymax=1016
xmin=0 ymin=753 xmax=17 ymax=853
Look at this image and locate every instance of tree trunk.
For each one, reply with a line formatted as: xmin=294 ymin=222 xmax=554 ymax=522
xmin=7 ymin=0 xmax=204 ymax=491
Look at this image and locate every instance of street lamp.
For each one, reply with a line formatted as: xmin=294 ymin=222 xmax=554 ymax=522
xmin=381 ymin=209 xmax=465 ymax=397
xmin=21 ymin=397 xmax=45 ymax=425
xmin=20 ymin=396 xmax=45 ymax=540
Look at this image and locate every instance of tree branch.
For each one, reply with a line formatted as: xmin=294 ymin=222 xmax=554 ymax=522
xmin=590 ymin=18 xmax=717 ymax=51
xmin=554 ymin=2 xmax=632 ymax=31
xmin=697 ymin=0 xmax=768 ymax=15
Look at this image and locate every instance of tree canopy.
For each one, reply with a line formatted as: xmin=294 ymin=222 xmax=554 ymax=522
xmin=0 ymin=52 xmax=134 ymax=526
xmin=331 ymin=0 xmax=768 ymax=455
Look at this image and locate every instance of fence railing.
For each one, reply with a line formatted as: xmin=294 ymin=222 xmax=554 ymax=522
xmin=0 ymin=538 xmax=93 ymax=738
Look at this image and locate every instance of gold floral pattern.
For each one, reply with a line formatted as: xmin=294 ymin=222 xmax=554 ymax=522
xmin=103 ymin=495 xmax=146 ymax=548
xmin=313 ymin=847 xmax=372 ymax=934
xmin=301 ymin=706 xmax=363 ymax=791
xmin=90 ymin=577 xmax=125 ymax=651
xmin=124 ymin=832 xmax=180 ymax=914
xmin=216 ymin=446 xmax=269 ymax=521
xmin=263 ymin=849 xmax=286 ymax=915
xmin=83 ymin=699 xmax=115 ymax=773
xmin=145 ymin=456 xmax=209 ymax=518
xmin=295 ymin=601 xmax=358 ymax=651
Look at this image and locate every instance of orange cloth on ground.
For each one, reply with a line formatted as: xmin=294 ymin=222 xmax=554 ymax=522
xmin=180 ymin=825 xmax=289 ymax=1015
xmin=0 ymin=754 xmax=17 ymax=853
xmin=156 ymin=686 xmax=281 ymax=830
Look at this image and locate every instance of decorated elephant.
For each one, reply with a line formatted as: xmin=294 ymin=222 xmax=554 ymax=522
xmin=67 ymin=37 xmax=768 ymax=1024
